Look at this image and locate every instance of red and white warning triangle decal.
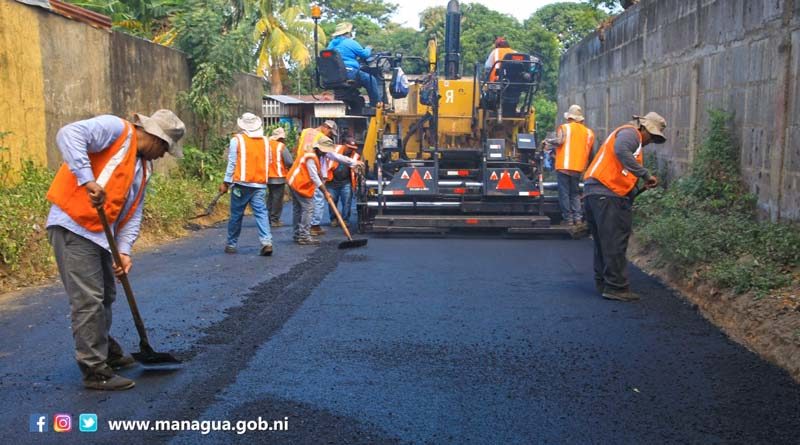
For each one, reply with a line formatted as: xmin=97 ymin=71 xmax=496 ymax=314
xmin=401 ymin=170 xmax=410 ymax=179
xmin=407 ymin=169 xmax=425 ymax=189
xmin=489 ymin=171 xmax=498 ymax=181
xmin=496 ymin=170 xmax=516 ymax=190
xmin=423 ymin=171 xmax=433 ymax=180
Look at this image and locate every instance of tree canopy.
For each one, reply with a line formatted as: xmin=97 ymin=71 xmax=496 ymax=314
xmin=68 ymin=0 xmax=614 ymax=139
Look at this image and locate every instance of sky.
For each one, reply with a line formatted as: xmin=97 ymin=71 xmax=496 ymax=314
xmin=390 ymin=0 xmax=583 ymax=29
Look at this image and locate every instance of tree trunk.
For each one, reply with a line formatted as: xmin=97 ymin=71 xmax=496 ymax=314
xmin=270 ymin=54 xmax=284 ymax=94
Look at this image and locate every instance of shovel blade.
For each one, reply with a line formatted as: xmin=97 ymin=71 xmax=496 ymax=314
xmin=132 ymin=350 xmax=182 ymax=368
xmin=338 ymin=239 xmax=368 ymax=249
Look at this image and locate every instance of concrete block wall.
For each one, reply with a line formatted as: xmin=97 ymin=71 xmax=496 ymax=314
xmin=558 ymin=0 xmax=800 ymax=221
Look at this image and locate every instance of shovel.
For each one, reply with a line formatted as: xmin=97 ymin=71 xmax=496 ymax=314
xmin=322 ymin=188 xmax=368 ymax=249
xmin=190 ymin=190 xmax=225 ymax=220
xmin=97 ymin=206 xmax=182 ymax=370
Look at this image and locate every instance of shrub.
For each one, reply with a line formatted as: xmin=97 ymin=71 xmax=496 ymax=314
xmin=635 ymin=110 xmax=800 ymax=296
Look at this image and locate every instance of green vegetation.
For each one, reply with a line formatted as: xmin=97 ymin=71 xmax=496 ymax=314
xmin=0 ymin=133 xmax=221 ymax=291
xmin=635 ymin=110 xmax=800 ymax=296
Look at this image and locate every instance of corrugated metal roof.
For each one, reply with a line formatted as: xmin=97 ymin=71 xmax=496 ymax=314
xmin=16 ymin=0 xmax=112 ymax=30
xmin=265 ymin=94 xmax=345 ymax=105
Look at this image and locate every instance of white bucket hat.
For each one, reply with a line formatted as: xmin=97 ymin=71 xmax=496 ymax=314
xmin=270 ymin=127 xmax=286 ymax=140
xmin=563 ymin=104 xmax=584 ymax=122
xmin=132 ymin=109 xmax=186 ymax=158
xmin=237 ymin=112 xmax=263 ymax=136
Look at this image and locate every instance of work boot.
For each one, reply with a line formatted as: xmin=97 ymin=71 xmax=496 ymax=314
xmin=331 ymin=219 xmax=339 ymax=228
xmin=106 ymin=354 xmax=137 ymax=370
xmin=602 ymin=289 xmax=640 ymax=302
xmin=260 ymin=244 xmax=273 ymax=256
xmin=271 ymin=220 xmax=284 ymax=227
xmin=310 ymin=225 xmax=325 ymax=236
xmin=296 ymin=237 xmax=320 ymax=246
xmin=83 ymin=365 xmax=135 ymax=391
xmin=224 ymin=245 xmax=237 ymax=254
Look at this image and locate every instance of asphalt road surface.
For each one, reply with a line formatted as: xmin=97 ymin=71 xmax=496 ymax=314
xmin=2 ymin=210 xmax=800 ymax=444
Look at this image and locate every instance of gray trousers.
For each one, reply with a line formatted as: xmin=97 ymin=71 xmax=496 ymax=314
xmin=556 ymin=171 xmax=583 ymax=222
xmin=291 ymin=189 xmax=314 ymax=240
xmin=584 ymin=195 xmax=633 ymax=292
xmin=48 ymin=226 xmax=124 ymax=377
xmin=267 ymin=182 xmax=286 ymax=224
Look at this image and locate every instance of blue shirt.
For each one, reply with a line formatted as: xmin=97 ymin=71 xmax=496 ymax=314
xmin=327 ymin=36 xmax=371 ymax=70
xmin=46 ymin=115 xmax=149 ymax=255
xmin=224 ymin=135 xmax=267 ymax=189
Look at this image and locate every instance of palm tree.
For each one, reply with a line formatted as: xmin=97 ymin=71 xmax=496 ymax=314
xmin=252 ymin=1 xmax=324 ymax=93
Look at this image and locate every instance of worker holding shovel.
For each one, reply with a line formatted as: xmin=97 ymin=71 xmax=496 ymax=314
xmin=46 ymin=110 xmax=186 ymax=390
xmin=287 ymin=136 xmax=364 ymax=245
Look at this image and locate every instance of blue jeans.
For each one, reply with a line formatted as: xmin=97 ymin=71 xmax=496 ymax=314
xmin=346 ymin=67 xmax=383 ymax=106
xmin=311 ymin=188 xmax=325 ymax=226
xmin=227 ymin=185 xmax=272 ymax=247
xmin=557 ymin=171 xmax=583 ymax=222
xmin=327 ymin=182 xmax=352 ymax=222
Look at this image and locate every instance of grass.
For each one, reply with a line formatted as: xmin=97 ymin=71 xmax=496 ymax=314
xmin=634 ymin=110 xmax=800 ymax=296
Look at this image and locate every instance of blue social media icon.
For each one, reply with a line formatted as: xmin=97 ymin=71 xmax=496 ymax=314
xmin=79 ymin=414 xmax=98 ymax=432
xmin=29 ymin=414 xmax=49 ymax=433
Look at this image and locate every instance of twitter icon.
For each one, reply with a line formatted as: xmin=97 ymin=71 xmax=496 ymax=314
xmin=79 ymin=414 xmax=98 ymax=432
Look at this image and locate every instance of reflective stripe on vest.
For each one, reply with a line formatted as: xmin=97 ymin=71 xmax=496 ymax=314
xmin=46 ymin=119 xmax=140 ymax=232
xmin=326 ymin=145 xmax=347 ymax=181
xmin=287 ymin=153 xmax=321 ymax=198
xmin=233 ymin=134 xmax=269 ymax=184
xmin=350 ymin=152 xmax=361 ymax=188
xmin=584 ymin=125 xmax=643 ymax=197
xmin=555 ymin=122 xmax=594 ymax=172
xmin=268 ymin=139 xmax=286 ymax=178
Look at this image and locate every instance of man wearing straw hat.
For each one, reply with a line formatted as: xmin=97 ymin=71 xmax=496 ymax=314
xmin=46 ymin=109 xmax=185 ymax=390
xmin=583 ymin=112 xmax=667 ymax=302
xmin=219 ymin=112 xmax=273 ymax=256
xmin=545 ymin=104 xmax=595 ymax=226
xmin=327 ymin=21 xmax=384 ymax=107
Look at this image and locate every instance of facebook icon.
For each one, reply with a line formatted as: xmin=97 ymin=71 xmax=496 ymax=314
xmin=29 ymin=414 xmax=48 ymax=433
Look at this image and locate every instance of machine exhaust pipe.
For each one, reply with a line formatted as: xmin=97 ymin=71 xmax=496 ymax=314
xmin=444 ymin=0 xmax=461 ymax=79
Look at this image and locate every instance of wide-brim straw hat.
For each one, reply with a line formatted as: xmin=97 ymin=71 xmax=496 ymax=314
xmin=132 ymin=109 xmax=186 ymax=158
xmin=633 ymin=112 xmax=667 ymax=144
xmin=332 ymin=22 xmax=353 ymax=37
xmin=563 ymin=104 xmax=584 ymax=122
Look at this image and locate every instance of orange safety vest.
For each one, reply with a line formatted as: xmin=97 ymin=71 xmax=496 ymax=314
xmin=287 ymin=152 xmax=322 ymax=198
xmin=325 ymin=145 xmax=362 ymax=188
xmin=488 ymin=48 xmax=516 ymax=82
xmin=232 ymin=134 xmax=270 ymax=184
xmin=555 ymin=122 xmax=595 ymax=173
xmin=46 ymin=119 xmax=147 ymax=233
xmin=268 ymin=139 xmax=288 ymax=179
xmin=584 ymin=125 xmax=643 ymax=197
xmin=295 ymin=127 xmax=324 ymax=158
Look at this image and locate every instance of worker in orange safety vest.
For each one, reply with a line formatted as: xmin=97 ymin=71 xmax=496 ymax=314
xmin=583 ymin=112 xmax=667 ymax=302
xmin=544 ymin=104 xmax=596 ymax=225
xmin=219 ymin=113 xmax=273 ymax=256
xmin=325 ymin=137 xmax=362 ymax=227
xmin=46 ymin=110 xmax=185 ymax=391
xmin=287 ymin=136 xmax=363 ymax=245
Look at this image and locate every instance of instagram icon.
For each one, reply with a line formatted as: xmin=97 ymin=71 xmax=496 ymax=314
xmin=53 ymin=414 xmax=72 ymax=433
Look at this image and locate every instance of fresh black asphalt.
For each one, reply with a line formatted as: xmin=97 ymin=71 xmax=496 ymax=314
xmin=2 ymin=209 xmax=800 ymax=444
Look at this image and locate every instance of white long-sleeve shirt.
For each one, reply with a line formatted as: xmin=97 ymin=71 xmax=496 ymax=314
xmin=46 ymin=115 xmax=148 ymax=255
xmin=306 ymin=151 xmax=359 ymax=187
